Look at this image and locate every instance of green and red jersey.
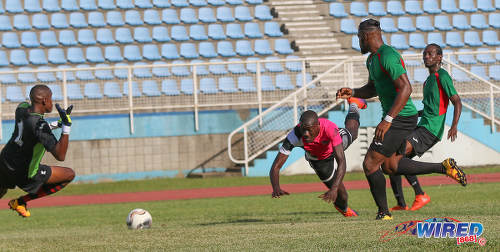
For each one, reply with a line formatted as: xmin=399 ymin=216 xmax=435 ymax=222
xmin=419 ymin=68 xmax=457 ymax=140
xmin=366 ymin=44 xmax=417 ymax=117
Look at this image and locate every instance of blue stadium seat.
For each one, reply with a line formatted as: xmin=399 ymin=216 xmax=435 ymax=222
xmin=235 ymin=6 xmax=252 ymax=22
xmin=0 ymin=67 xmax=16 ymax=84
xmin=350 ymin=2 xmax=368 ymax=17
xmin=67 ymin=84 xmax=84 ymax=100
xmin=133 ymin=62 xmax=152 ymax=78
xmin=265 ymin=22 xmax=283 ymax=37
xmin=95 ymin=64 xmax=113 ymax=80
xmin=43 ymin=0 xmax=61 ymax=12
xmin=208 ymin=24 xmax=226 ymax=40
xmin=153 ymin=0 xmax=170 ymax=8
xmin=446 ymin=32 xmax=464 ymax=47
xmin=0 ymin=15 xmax=13 ymax=31
xmin=409 ymin=33 xmax=426 ymax=49
xmin=33 ymin=14 xmax=50 ymax=29
xmin=69 ymin=13 xmax=88 ymax=28
xmin=227 ymin=0 xmax=243 ymax=5
xmin=113 ymin=63 xmax=128 ymax=79
xmin=284 ymin=55 xmax=302 ymax=72
xmin=180 ymin=8 xmax=198 ymax=24
xmin=238 ymin=76 xmax=256 ymax=92
xmin=172 ymin=60 xmax=190 ymax=76
xmin=341 ymin=19 xmax=357 ymax=34
xmin=329 ymin=3 xmax=348 ymax=18
xmin=2 ymin=32 xmax=20 ymax=48
xmin=136 ymin=0 xmax=153 ymax=8
xmin=352 ymin=36 xmax=360 ymax=51
xmin=207 ymin=0 xmax=225 ymax=6
xmin=48 ymin=48 xmax=66 ymax=64
xmin=416 ymin=16 xmax=434 ymax=32
xmin=76 ymin=64 xmax=95 ymax=80
xmin=368 ymin=2 xmax=386 ymax=16
xmin=116 ymin=28 xmax=133 ymax=44
xmin=412 ymin=68 xmax=428 ymax=83
xmin=478 ymin=0 xmax=495 ymax=11
xmin=442 ymin=0 xmax=459 ymax=13
xmin=405 ymin=1 xmax=423 ymax=15
xmin=245 ymin=22 xmax=263 ymax=38
xmin=51 ymin=13 xmax=68 ymax=29
xmin=427 ymin=33 xmax=446 ymax=48
xmin=190 ymin=25 xmax=208 ymax=40
xmin=276 ymin=74 xmax=293 ymax=90
xmin=265 ymin=56 xmax=283 ymax=72
xmin=255 ymin=39 xmax=273 ymax=55
xmin=152 ymin=26 xmax=170 ymax=42
xmin=98 ymin=0 xmax=115 ymax=9
xmin=14 ymin=14 xmax=31 ymax=30
xmin=107 ymin=11 xmax=125 ymax=26
xmin=180 ymin=43 xmax=199 ymax=59
xmin=275 ymin=39 xmax=294 ymax=55
xmin=236 ymin=40 xmax=254 ymax=56
xmin=246 ymin=57 xmax=265 ymax=73
xmin=435 ymin=15 xmax=452 ymax=31
xmin=452 ymin=15 xmax=470 ymax=30
xmin=459 ymin=0 xmax=477 ymax=12
xmin=124 ymin=45 xmax=142 ymax=61
xmin=457 ymin=49 xmax=477 ymax=64
xmin=61 ymin=0 xmax=78 ymax=11
xmin=209 ymin=59 xmax=228 ymax=74
xmin=380 ymin=18 xmax=397 ymax=33
xmin=199 ymin=78 xmax=218 ymax=94
xmin=6 ymin=0 xmax=23 ymax=13
xmin=296 ymin=73 xmax=313 ymax=88
xmin=171 ymin=25 xmax=189 ymax=41
xmin=402 ymin=50 xmax=421 ymax=66
xmin=104 ymin=46 xmax=123 ymax=62
xmin=0 ymin=51 xmax=7 ymax=66
xmin=85 ymin=83 xmax=103 ymax=99
xmin=483 ymin=30 xmax=500 ymax=46
xmin=97 ymin=28 xmax=115 ymax=44
xmin=199 ymin=42 xmax=217 ymax=58
xmin=199 ymin=7 xmax=216 ymax=23
xmin=470 ymin=66 xmax=489 ymax=80
xmin=219 ymin=77 xmax=238 ymax=93
xmin=172 ymin=0 xmax=189 ymax=7
xmin=10 ymin=49 xmax=28 ymax=66
xmin=489 ymin=65 xmax=500 ymax=81
xmin=161 ymin=43 xmax=180 ymax=59
xmin=86 ymin=46 xmax=104 ymax=63
xmin=261 ymin=75 xmax=274 ymax=91
xmin=162 ymin=80 xmax=180 ymax=96
xmin=190 ymin=59 xmax=209 ymax=75
xmin=55 ymin=65 xmax=75 ymax=81
xmin=29 ymin=49 xmax=47 ymax=65
xmin=443 ymin=49 xmax=458 ymax=64
xmin=423 ymin=0 xmax=441 ymax=14
xmin=464 ymin=31 xmax=482 ymax=47
xmin=144 ymin=10 xmax=161 ymax=25
xmin=40 ymin=69 xmax=57 ymax=83
xmin=59 ymin=30 xmax=77 ymax=46
xmin=227 ymin=58 xmax=247 ymax=74
xmin=451 ymin=67 xmax=471 ymax=82
xmin=134 ymin=27 xmax=152 ymax=43
xmin=476 ymin=48 xmax=496 ymax=63
xmin=489 ymin=13 xmax=500 ymax=29
xmin=391 ymin=34 xmax=409 ymax=50
xmin=246 ymin=0 xmax=262 ymax=4
xmin=217 ymin=7 xmax=235 ymax=22
xmin=78 ymin=29 xmax=96 ymax=45
xmin=471 ymin=14 xmax=488 ymax=29
xmin=387 ymin=1 xmax=404 ymax=16
xmin=398 ymin=17 xmax=416 ymax=32
xmin=226 ymin=23 xmax=244 ymax=39
xmin=80 ymin=0 xmax=97 ymax=10
xmin=18 ymin=67 xmax=36 ymax=83
xmin=6 ymin=86 xmax=25 ymax=102
xmin=152 ymin=61 xmax=171 ymax=77
xmin=255 ymin=5 xmax=273 ymax=21
xmin=190 ymin=0 xmax=208 ymax=7
xmin=180 ymin=79 xmax=196 ymax=95
xmin=217 ymin=41 xmax=236 ymax=57
xmin=142 ymin=80 xmax=161 ymax=97
xmin=21 ymin=31 xmax=39 ymax=47
xmin=117 ymin=0 xmax=134 ymax=9
xmin=143 ymin=44 xmax=161 ymax=60
xmin=162 ymin=9 xmax=180 ymax=24
xmin=125 ymin=10 xmax=143 ymax=26
xmin=89 ymin=12 xmax=106 ymax=27
xmin=104 ymin=82 xmax=123 ymax=98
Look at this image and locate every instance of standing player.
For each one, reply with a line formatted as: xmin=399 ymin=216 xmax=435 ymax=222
xmin=270 ymin=98 xmax=366 ymax=217
xmin=336 ymin=19 xmax=466 ymax=220
xmin=0 ymin=85 xmax=75 ymax=218
xmin=389 ymin=43 xmax=463 ymax=211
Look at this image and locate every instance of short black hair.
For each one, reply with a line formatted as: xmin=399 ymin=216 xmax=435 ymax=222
xmin=299 ymin=110 xmax=319 ymax=125
xmin=426 ymin=43 xmax=443 ymax=56
xmin=29 ymin=84 xmax=51 ymax=103
xmin=358 ymin=19 xmax=381 ymax=33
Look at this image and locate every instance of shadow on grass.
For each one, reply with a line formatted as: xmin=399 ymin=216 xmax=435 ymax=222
xmin=198 ymin=218 xmax=264 ymax=226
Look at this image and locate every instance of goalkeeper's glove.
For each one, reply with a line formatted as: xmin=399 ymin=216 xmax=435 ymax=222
xmin=55 ymin=104 xmax=73 ymax=134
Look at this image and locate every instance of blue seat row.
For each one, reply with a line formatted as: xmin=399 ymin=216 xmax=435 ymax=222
xmin=410 ymin=65 xmax=500 ymax=84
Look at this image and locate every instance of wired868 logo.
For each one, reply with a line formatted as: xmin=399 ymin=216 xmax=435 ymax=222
xmin=380 ymin=217 xmax=487 ymax=246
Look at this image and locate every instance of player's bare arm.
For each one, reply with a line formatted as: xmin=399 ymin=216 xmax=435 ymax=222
xmin=319 ymin=144 xmax=346 ymax=203
xmin=269 ymin=152 xmax=290 ymax=198
xmin=448 ymin=94 xmax=462 ymax=142
xmin=336 ymin=80 xmax=377 ymax=100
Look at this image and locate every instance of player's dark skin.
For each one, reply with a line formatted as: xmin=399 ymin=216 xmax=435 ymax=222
xmin=269 ymin=118 xmax=347 ymax=204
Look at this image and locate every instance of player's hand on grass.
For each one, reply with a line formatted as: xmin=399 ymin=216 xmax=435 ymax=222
xmin=272 ymin=188 xmax=290 ymax=198
xmin=448 ymin=125 xmax=458 ymax=142
xmin=375 ymin=120 xmax=391 ymax=142
xmin=55 ymin=104 xmax=73 ymax=134
xmin=318 ymin=188 xmax=338 ymax=203
xmin=336 ymin=88 xmax=353 ymax=100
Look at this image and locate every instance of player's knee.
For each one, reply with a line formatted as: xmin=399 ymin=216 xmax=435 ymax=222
xmin=65 ymin=168 xmax=75 ymax=182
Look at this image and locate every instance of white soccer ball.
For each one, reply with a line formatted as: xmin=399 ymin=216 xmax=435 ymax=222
xmin=126 ymin=208 xmax=152 ymax=229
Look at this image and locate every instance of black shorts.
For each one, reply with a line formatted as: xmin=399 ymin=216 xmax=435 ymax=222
xmin=369 ymin=114 xmax=418 ymax=157
xmin=0 ymin=161 xmax=52 ymax=194
xmin=406 ymin=126 xmax=440 ymax=158
xmin=308 ymin=154 xmax=337 ymax=189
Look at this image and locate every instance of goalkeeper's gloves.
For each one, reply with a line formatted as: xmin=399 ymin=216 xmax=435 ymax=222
xmin=55 ymin=104 xmax=73 ymax=134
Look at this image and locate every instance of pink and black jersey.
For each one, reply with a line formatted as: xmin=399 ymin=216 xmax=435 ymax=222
xmin=279 ymin=118 xmax=342 ymax=161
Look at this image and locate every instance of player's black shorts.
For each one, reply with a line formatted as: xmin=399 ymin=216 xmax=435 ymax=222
xmin=405 ymin=126 xmax=440 ymax=158
xmin=308 ymin=154 xmax=337 ymax=189
xmin=0 ymin=161 xmax=52 ymax=194
xmin=369 ymin=114 xmax=418 ymax=157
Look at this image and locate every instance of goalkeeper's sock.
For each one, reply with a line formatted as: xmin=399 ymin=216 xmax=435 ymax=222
xmin=20 ymin=183 xmax=68 ymax=203
xmin=366 ymin=170 xmax=389 ymax=213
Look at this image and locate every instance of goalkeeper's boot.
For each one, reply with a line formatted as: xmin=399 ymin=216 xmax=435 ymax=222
xmin=8 ymin=199 xmax=30 ymax=218
xmin=348 ymin=97 xmax=367 ymax=109
xmin=335 ymin=206 xmax=359 ymax=217
xmin=375 ymin=211 xmax=393 ymax=220
xmin=390 ymin=205 xmax=409 ymax=211
xmin=410 ymin=193 xmax=431 ymax=211
xmin=442 ymin=158 xmax=467 ymax=186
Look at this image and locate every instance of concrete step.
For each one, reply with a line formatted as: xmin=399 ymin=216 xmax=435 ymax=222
xmin=280 ymin=16 xmax=326 ymax=21
xmin=288 ymin=27 xmax=331 ymax=32
xmin=273 ymin=5 xmax=316 ymax=11
xmin=270 ymin=0 xmax=315 ymax=5
xmin=284 ymin=21 xmax=330 ymax=27
xmin=277 ymin=10 xmax=320 ymax=16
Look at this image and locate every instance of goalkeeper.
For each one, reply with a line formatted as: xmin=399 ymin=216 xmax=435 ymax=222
xmin=0 ymin=84 xmax=75 ymax=218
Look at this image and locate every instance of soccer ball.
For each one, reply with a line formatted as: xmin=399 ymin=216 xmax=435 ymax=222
xmin=126 ymin=208 xmax=152 ymax=229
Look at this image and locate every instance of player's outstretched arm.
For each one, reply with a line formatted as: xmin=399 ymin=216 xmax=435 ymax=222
xmin=319 ymin=144 xmax=346 ymax=203
xmin=51 ymin=104 xmax=72 ymax=161
xmin=270 ymin=152 xmax=290 ymax=198
xmin=336 ymin=80 xmax=377 ymax=100
xmin=448 ymin=94 xmax=462 ymax=142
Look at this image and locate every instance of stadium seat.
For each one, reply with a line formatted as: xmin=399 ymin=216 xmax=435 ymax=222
xmin=89 ymin=12 xmax=106 ymax=27
xmin=368 ymin=2 xmax=386 ymax=16
xmin=14 ymin=14 xmax=31 ymax=30
xmin=132 ymin=62 xmax=152 ymax=78
xmin=18 ymin=67 xmax=36 ymax=83
xmin=98 ymin=0 xmax=116 ymax=9
xmin=134 ymin=27 xmax=152 ymax=43
xmin=446 ymin=32 xmax=464 ymax=48
xmin=153 ymin=0 xmax=170 ymax=8
xmin=0 ymin=15 xmax=13 ymax=31
xmin=255 ymin=5 xmax=273 ymax=21
xmin=261 ymin=75 xmax=275 ymax=91
xmin=391 ymin=34 xmax=409 ymax=50
xmin=227 ymin=0 xmax=243 ymax=5
xmin=246 ymin=57 xmax=265 ymax=73
xmin=85 ymin=83 xmax=103 ymax=99
xmin=97 ymin=28 xmax=115 ymax=44
xmin=152 ymin=26 xmax=170 ymax=42
xmin=6 ymin=0 xmax=23 ymax=13
xmin=478 ymin=0 xmax=495 ymax=11
xmin=236 ymin=40 xmax=254 ymax=56
xmin=226 ymin=23 xmax=244 ymax=39
xmin=125 ymin=10 xmax=143 ymax=26
xmin=6 ymin=86 xmax=25 ymax=102
xmin=405 ymin=0 xmax=423 ymax=15
xmin=104 ymin=82 xmax=123 ymax=98
xmin=0 ymin=51 xmax=7 ymax=67
xmin=190 ymin=25 xmax=208 ymax=40
xmin=217 ymin=7 xmax=235 ymax=22
xmin=459 ymin=0 xmax=477 ymax=12
xmin=489 ymin=65 xmax=500 ymax=81
xmin=51 ymin=13 xmax=68 ymax=29
xmin=190 ymin=0 xmax=208 ymax=7
xmin=104 ymin=46 xmax=123 ymax=62
xmin=255 ymin=39 xmax=273 ymax=55
xmin=237 ymin=76 xmax=256 ymax=92
xmin=442 ymin=0 xmax=459 ymax=13
xmin=172 ymin=60 xmax=190 ymax=76
xmin=29 ymin=49 xmax=47 ymax=65
xmin=284 ymin=55 xmax=302 ymax=72
xmin=199 ymin=78 xmax=218 ymax=94
xmin=452 ymin=15 xmax=470 ymax=30
xmin=162 ymin=79 xmax=180 ymax=95
xmin=162 ymin=9 xmax=180 ymax=24
xmin=471 ymin=14 xmax=488 ymax=29
xmin=0 ymin=67 xmax=16 ymax=84
xmin=136 ymin=0 xmax=153 ymax=8
xmin=402 ymin=50 xmax=421 ymax=66
xmin=190 ymin=59 xmax=209 ymax=75
xmin=416 ymin=16 xmax=434 ymax=32
xmin=107 ymin=11 xmax=125 ymax=26
xmin=172 ymin=0 xmax=189 ymax=7
xmin=275 ymin=39 xmax=294 ymax=55
xmin=219 ymin=77 xmax=238 ymax=93
xmin=69 ymin=13 xmax=88 ymax=28
xmin=33 ymin=14 xmax=50 ymax=29
xmin=198 ymin=42 xmax=216 ymax=58
xmin=427 ymin=33 xmax=446 ymax=48
xmin=180 ymin=8 xmax=198 ymax=24
xmin=80 ymin=0 xmax=97 ymax=10
xmin=113 ymin=63 xmax=129 ymax=79
xmin=142 ymin=80 xmax=161 ymax=97
xmin=398 ymin=17 xmax=417 ymax=32
xmin=264 ymin=56 xmax=283 ymax=72
xmin=48 ymin=48 xmax=66 ymax=64
xmin=296 ymin=73 xmax=313 ymax=88
xmin=386 ymin=1 xmax=404 ymax=16
xmin=61 ymin=0 xmax=78 ymax=11
xmin=458 ymin=49 xmax=477 ymax=64
xmin=464 ymin=31 xmax=482 ymax=47
xmin=350 ymin=2 xmax=368 ymax=17
xmin=483 ymin=30 xmax=500 ymax=46
xmin=76 ymin=64 xmax=95 ymax=81
xmin=380 ymin=18 xmax=397 ymax=33
xmin=124 ymin=45 xmax=142 ymax=61
xmin=43 ymin=0 xmax=61 ymax=12
xmin=208 ymin=24 xmax=226 ymax=40
xmin=55 ymin=65 xmax=75 ymax=81
xmin=59 ymin=30 xmax=77 ymax=46
xmin=117 ymin=0 xmax=134 ymax=9
xmin=208 ymin=0 xmax=225 ymax=6
xmin=451 ymin=67 xmax=471 ymax=82
xmin=476 ymin=48 xmax=496 ymax=63
xmin=227 ymin=58 xmax=247 ymax=74
xmin=95 ymin=64 xmax=114 ymax=80
xmin=409 ymin=33 xmax=426 ymax=49
xmin=435 ymin=15 xmax=452 ymax=31
xmin=412 ymin=68 xmax=428 ymax=83
xmin=171 ymin=26 xmax=189 ymax=41
xmin=180 ymin=78 xmax=195 ymax=95
xmin=329 ymin=3 xmax=348 ymax=18
xmin=199 ymin=7 xmax=216 ymax=23
xmin=217 ymin=41 xmax=236 ymax=57
xmin=265 ymin=22 xmax=283 ymax=37
xmin=161 ymin=44 xmax=180 ymax=60
xmin=352 ymin=36 xmax=360 ymax=51
xmin=78 ymin=29 xmax=96 ymax=45
xmin=10 ymin=50 xmax=28 ymax=66
xmin=40 ymin=71 xmax=57 ymax=83
xmin=276 ymin=74 xmax=294 ymax=90
xmin=443 ymin=49 xmax=458 ymax=64
xmin=423 ymin=0 xmax=441 ymax=14
xmin=489 ymin=13 xmax=500 ymax=29
xmin=144 ymin=10 xmax=161 ymax=25
xmin=341 ymin=19 xmax=357 ymax=34
xmin=115 ymin=28 xmax=132 ymax=44
xmin=2 ymin=32 xmax=20 ymax=48
xmin=152 ymin=61 xmax=171 ymax=77
xmin=245 ymin=22 xmax=263 ymax=38
xmin=67 ymin=84 xmax=84 ymax=100
xmin=141 ymin=44 xmax=160 ymax=61
xmin=235 ymin=6 xmax=252 ymax=22
xmin=180 ymin=43 xmax=199 ymax=59
xmin=86 ymin=46 xmax=105 ymax=63
xmin=209 ymin=59 xmax=228 ymax=74
xmin=470 ymin=66 xmax=489 ymax=80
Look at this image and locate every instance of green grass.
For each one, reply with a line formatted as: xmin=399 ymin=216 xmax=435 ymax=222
xmin=0 ymin=180 xmax=499 ymax=250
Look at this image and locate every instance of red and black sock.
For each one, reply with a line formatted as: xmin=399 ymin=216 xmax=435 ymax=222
xmin=18 ymin=183 xmax=67 ymax=205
